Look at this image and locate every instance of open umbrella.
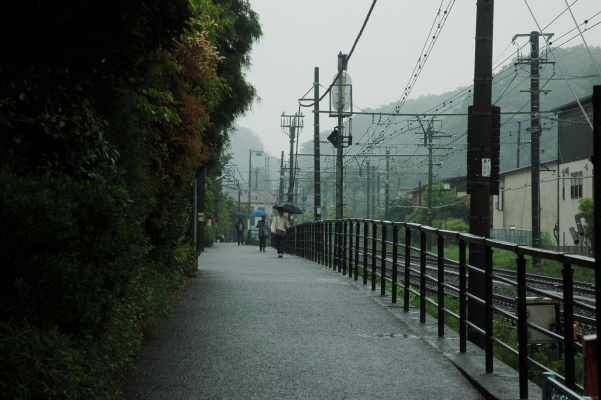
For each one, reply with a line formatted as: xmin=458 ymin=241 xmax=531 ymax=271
xmin=233 ymin=212 xmax=246 ymax=219
xmin=249 ymin=209 xmax=267 ymax=217
xmin=275 ymin=202 xmax=302 ymax=214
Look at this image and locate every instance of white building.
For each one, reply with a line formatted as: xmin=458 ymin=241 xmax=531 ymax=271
xmin=491 ymin=95 xmax=593 ymax=251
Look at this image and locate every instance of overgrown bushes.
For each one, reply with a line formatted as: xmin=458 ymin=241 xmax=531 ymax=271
xmin=0 ymin=0 xmax=261 ymax=397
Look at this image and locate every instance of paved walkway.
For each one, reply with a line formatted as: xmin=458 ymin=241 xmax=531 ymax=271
xmin=124 ymin=243 xmax=535 ymax=399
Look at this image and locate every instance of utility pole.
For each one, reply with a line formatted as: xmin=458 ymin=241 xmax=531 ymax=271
xmin=517 ymin=121 xmax=521 ymax=168
xmin=281 ymin=113 xmax=304 ymax=205
xmin=376 ymin=172 xmax=381 ymax=216
xmin=327 ymin=52 xmax=353 ymax=220
xmin=416 ymin=117 xmax=451 ymax=248
xmin=371 ymin=165 xmax=376 ymax=218
xmin=466 ymin=0 xmax=495 ymax=348
xmin=366 ymin=159 xmax=371 ymax=219
xmin=279 ymin=151 xmax=285 ymax=204
xmin=385 ymin=149 xmax=390 ymax=220
xmin=513 ymin=31 xmax=554 ymax=265
xmin=313 ymin=67 xmax=322 ymax=221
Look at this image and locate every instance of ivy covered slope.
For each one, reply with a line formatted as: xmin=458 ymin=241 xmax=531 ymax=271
xmin=0 ymin=0 xmax=261 ymax=398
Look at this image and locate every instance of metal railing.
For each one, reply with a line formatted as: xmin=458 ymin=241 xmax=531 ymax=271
xmin=286 ymin=219 xmax=599 ymax=400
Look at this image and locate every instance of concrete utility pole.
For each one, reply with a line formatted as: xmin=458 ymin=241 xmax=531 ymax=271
xmin=248 ymin=149 xmax=263 ymax=231
xmin=281 ymin=112 xmax=304 ymax=204
xmin=376 ymin=172 xmax=381 ymax=215
xmin=385 ymin=150 xmax=390 ymax=220
xmin=371 ymin=165 xmax=376 ymax=218
xmin=513 ymin=31 xmax=554 ymax=265
xmin=592 ymin=85 xmax=601 ymax=399
xmin=366 ymin=159 xmax=371 ymax=219
xmin=335 ymin=54 xmax=345 ymax=219
xmin=416 ymin=117 xmax=451 ymax=248
xmin=327 ymin=52 xmax=353 ymax=220
xmin=517 ymin=121 xmax=521 ymax=168
xmin=313 ymin=67 xmax=322 ymax=221
xmin=466 ymin=0 xmax=495 ymax=348
xmin=279 ymin=151 xmax=285 ymax=203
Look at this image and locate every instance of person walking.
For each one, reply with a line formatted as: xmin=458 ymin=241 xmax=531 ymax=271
xmin=235 ymin=219 xmax=244 ymax=245
xmin=271 ymin=208 xmax=289 ymax=258
xmin=256 ymin=215 xmax=269 ymax=252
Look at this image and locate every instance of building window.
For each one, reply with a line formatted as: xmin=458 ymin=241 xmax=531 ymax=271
xmin=570 ymin=171 xmax=583 ymax=199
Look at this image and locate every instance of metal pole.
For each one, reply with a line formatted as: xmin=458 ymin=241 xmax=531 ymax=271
xmin=314 ymin=67 xmax=321 ymax=221
xmin=467 ymin=0 xmax=494 ymax=348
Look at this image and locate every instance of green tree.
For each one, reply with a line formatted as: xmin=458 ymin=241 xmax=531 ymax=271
xmin=578 ymin=197 xmax=594 ymax=252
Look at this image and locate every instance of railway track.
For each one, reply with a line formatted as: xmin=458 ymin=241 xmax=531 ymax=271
xmin=342 ymin=249 xmax=597 ymax=334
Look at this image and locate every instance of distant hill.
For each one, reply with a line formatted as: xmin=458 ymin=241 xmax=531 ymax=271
xmin=295 ymin=45 xmax=601 ymax=189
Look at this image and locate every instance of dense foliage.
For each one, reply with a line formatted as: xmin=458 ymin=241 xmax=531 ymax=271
xmin=0 ymin=0 xmax=261 ymax=398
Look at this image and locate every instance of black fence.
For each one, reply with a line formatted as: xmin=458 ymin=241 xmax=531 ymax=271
xmin=284 ymin=219 xmax=599 ymax=400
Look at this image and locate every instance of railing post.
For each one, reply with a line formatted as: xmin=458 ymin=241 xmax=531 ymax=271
xmin=354 ymin=221 xmax=360 ymax=281
xmin=420 ymin=230 xmax=427 ymax=323
xmin=437 ymin=233 xmax=445 ymax=337
xmin=485 ymin=244 xmax=493 ymax=373
xmin=320 ymin=221 xmax=325 ymax=265
xmin=404 ymin=227 xmax=412 ymax=312
xmin=326 ymin=221 xmax=331 ymax=269
xmin=459 ymin=239 xmax=467 ymax=352
xmin=371 ymin=222 xmax=377 ymax=291
xmin=342 ymin=220 xmax=348 ymax=275
xmin=392 ymin=224 xmax=399 ymax=304
xmin=563 ymin=262 xmax=576 ymax=390
xmin=363 ymin=221 xmax=369 ymax=285
xmin=334 ymin=221 xmax=339 ymax=272
xmin=516 ymin=252 xmax=528 ymax=399
xmin=381 ymin=223 xmax=387 ymax=297
xmin=348 ymin=221 xmax=353 ymax=278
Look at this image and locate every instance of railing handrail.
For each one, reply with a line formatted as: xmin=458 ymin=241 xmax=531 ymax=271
xmin=286 ymin=218 xmax=598 ymax=399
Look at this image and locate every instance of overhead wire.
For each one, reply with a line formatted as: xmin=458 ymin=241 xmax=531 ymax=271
xmin=300 ymin=0 xmax=378 ymax=108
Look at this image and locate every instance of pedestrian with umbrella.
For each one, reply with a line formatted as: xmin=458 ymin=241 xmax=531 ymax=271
xmin=255 ymin=214 xmax=269 ymax=252
xmin=271 ymin=207 xmax=290 ymax=258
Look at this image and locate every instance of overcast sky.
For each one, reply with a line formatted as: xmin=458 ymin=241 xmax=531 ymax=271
xmin=236 ymin=0 xmax=601 ymax=156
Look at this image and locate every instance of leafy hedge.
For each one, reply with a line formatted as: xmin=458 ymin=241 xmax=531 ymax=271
xmin=0 ymin=0 xmax=261 ymax=398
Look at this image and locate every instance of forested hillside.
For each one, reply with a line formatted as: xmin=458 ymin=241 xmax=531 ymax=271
xmin=0 ymin=1 xmax=261 ymax=398
xmin=297 ymin=45 xmax=601 ymax=189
